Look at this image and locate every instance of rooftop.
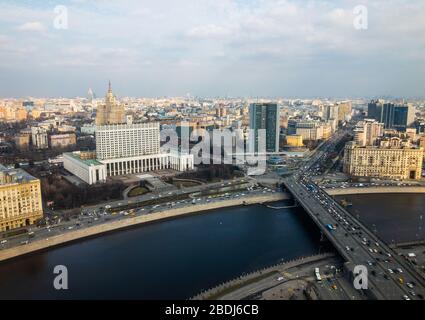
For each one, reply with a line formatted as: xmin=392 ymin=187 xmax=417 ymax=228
xmin=0 ymin=166 xmax=38 ymax=185
xmin=64 ymin=152 xmax=103 ymax=166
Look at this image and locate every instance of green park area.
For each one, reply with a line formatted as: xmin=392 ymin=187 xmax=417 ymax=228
xmin=128 ymin=186 xmax=150 ymax=197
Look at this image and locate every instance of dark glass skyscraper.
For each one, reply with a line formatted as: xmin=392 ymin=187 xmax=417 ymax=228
xmin=367 ymin=100 xmax=414 ymax=131
xmin=249 ymin=103 xmax=280 ymax=153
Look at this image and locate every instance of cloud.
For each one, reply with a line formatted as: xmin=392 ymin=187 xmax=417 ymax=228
xmin=16 ymin=21 xmax=47 ymax=32
xmin=187 ymin=24 xmax=232 ymax=39
xmin=0 ymin=0 xmax=425 ymax=97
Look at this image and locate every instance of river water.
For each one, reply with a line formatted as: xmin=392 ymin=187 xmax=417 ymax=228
xmin=336 ymin=193 xmax=425 ymax=244
xmin=1 ymin=193 xmax=422 ymax=299
xmin=0 ymin=202 xmax=325 ymax=299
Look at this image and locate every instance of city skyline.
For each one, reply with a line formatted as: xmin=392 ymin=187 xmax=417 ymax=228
xmin=2 ymin=0 xmax=425 ymax=304
xmin=1 ymin=0 xmax=425 ymax=98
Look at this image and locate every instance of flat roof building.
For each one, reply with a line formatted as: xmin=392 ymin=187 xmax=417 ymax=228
xmin=343 ymin=140 xmax=423 ymax=180
xmin=0 ymin=167 xmax=43 ymax=232
xmin=249 ymin=103 xmax=280 ymax=153
xmin=63 ymin=151 xmax=107 ymax=185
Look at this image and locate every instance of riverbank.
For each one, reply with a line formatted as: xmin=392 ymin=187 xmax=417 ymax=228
xmin=326 ymin=186 xmax=425 ymax=196
xmin=0 ymin=193 xmax=289 ymax=263
xmin=192 ymin=252 xmax=336 ymax=300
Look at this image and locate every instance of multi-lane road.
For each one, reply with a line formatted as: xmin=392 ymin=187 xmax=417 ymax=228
xmin=0 ymin=178 xmax=273 ymax=251
xmin=283 ymin=130 xmax=425 ymax=300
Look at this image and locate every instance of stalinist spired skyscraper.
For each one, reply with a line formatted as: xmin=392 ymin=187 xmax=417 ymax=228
xmin=95 ymin=82 xmax=125 ymax=125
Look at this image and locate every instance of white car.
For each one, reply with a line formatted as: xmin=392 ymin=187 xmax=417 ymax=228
xmin=0 ymin=240 xmax=7 ymax=244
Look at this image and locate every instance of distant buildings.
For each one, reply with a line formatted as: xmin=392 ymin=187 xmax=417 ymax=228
xmin=287 ymin=119 xmax=332 ymax=141
xmin=14 ymin=133 xmax=31 ymax=150
xmin=343 ymin=139 xmax=423 ymax=180
xmin=367 ymin=100 xmax=415 ymax=131
xmin=319 ymin=101 xmax=352 ymax=124
xmin=31 ymin=127 xmax=48 ymax=149
xmin=320 ymin=104 xmax=339 ymax=122
xmin=95 ymin=82 xmax=125 ymax=125
xmin=0 ymin=104 xmax=28 ymax=122
xmin=64 ymin=84 xmax=194 ymax=185
xmin=81 ymin=124 xmax=96 ymax=135
xmin=353 ymin=119 xmax=384 ymax=147
xmin=336 ymin=101 xmax=352 ymax=124
xmin=249 ymin=103 xmax=280 ymax=153
xmin=49 ymin=133 xmax=76 ymax=148
xmin=216 ymin=105 xmax=227 ymax=118
xmin=285 ymin=135 xmax=304 ymax=147
xmin=87 ymin=88 xmax=95 ymax=102
xmin=0 ymin=165 xmax=43 ymax=231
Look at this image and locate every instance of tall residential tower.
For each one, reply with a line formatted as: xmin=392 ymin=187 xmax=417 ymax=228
xmin=249 ymin=103 xmax=280 ymax=153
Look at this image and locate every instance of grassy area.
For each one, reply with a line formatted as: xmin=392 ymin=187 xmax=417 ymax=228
xmin=0 ymin=228 xmax=28 ymax=239
xmin=172 ymin=180 xmax=203 ymax=188
xmin=128 ymin=186 xmax=150 ymax=197
xmin=204 ymin=270 xmax=279 ymax=300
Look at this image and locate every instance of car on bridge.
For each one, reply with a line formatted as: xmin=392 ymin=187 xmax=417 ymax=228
xmin=326 ymin=224 xmax=336 ymax=231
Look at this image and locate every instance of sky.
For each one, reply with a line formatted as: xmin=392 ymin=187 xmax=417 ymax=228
xmin=0 ymin=0 xmax=424 ymax=98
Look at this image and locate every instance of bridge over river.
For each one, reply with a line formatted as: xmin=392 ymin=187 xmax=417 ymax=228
xmin=283 ymin=129 xmax=425 ymax=300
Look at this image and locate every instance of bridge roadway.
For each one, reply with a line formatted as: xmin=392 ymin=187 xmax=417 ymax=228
xmin=282 ymin=128 xmax=425 ymax=300
xmin=284 ymin=180 xmax=425 ymax=299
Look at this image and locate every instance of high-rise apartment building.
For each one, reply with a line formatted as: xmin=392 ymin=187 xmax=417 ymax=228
xmin=95 ymin=82 xmax=125 ymax=125
xmin=249 ymin=103 xmax=280 ymax=153
xmin=216 ymin=105 xmax=227 ymax=118
xmin=320 ymin=102 xmax=351 ymax=124
xmin=0 ymin=165 xmax=44 ymax=231
xmin=353 ymin=119 xmax=384 ymax=147
xmin=320 ymin=104 xmax=339 ymax=122
xmin=336 ymin=101 xmax=352 ymax=123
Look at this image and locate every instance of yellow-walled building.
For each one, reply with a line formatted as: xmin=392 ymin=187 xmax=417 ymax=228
xmin=285 ymin=135 xmax=304 ymax=147
xmin=343 ymin=141 xmax=423 ymax=180
xmin=0 ymin=166 xmax=43 ymax=232
xmin=31 ymin=108 xmax=44 ymax=119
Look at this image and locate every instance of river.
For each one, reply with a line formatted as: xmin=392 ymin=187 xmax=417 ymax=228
xmin=0 ymin=202 xmax=325 ymax=299
xmin=2 ymin=193 xmax=421 ymax=299
xmin=336 ymin=193 xmax=425 ymax=244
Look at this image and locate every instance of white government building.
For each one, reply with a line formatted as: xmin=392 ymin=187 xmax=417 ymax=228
xmin=63 ymin=84 xmax=194 ymax=185
xmin=64 ymin=121 xmax=194 ymax=185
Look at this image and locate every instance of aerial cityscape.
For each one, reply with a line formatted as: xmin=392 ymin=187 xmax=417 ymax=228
xmin=1 ymin=0 xmax=425 ymax=309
